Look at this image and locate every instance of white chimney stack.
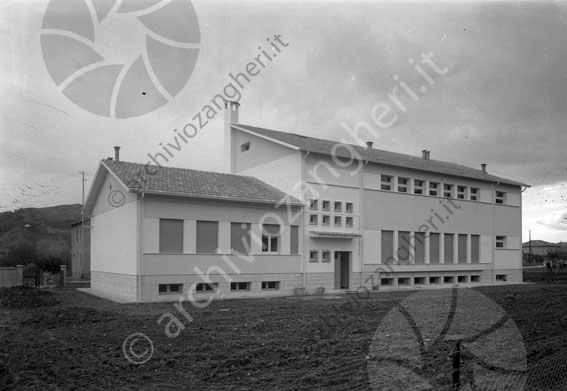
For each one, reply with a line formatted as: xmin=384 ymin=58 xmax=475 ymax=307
xmin=366 ymin=141 xmax=373 ymax=150
xmin=481 ymin=163 xmax=487 ymax=175
xmin=224 ymin=101 xmax=240 ymax=174
xmin=422 ymin=150 xmax=430 ymax=160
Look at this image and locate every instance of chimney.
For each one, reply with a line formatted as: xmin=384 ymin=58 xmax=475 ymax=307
xmin=224 ymin=101 xmax=240 ymax=174
xmin=422 ymin=150 xmax=430 ymax=160
xmin=366 ymin=141 xmax=373 ymax=151
xmin=114 ymin=146 xmax=120 ymax=161
xmin=481 ymin=163 xmax=487 ymax=175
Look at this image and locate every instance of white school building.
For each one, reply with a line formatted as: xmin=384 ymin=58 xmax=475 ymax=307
xmin=85 ymin=102 xmax=527 ymax=302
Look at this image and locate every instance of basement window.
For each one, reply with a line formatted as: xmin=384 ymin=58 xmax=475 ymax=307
xmin=381 ymin=278 xmax=394 ymax=286
xmin=414 ymin=277 xmax=426 ymax=285
xmin=471 ymin=275 xmax=481 ymax=283
xmin=230 ymin=282 xmax=251 ymax=291
xmin=241 ymin=142 xmax=250 ymax=152
xmin=398 ymin=277 xmax=411 ymax=286
xmin=444 ymin=276 xmax=455 ymax=284
xmin=159 ymin=284 xmax=183 ymax=294
xmin=195 ymin=282 xmax=218 ymax=292
xmin=496 ymin=274 xmax=508 ymax=282
xmin=457 ymin=276 xmax=468 ymax=283
xmin=429 ymin=276 xmax=441 ymax=284
xmin=261 ymin=281 xmax=280 ymax=290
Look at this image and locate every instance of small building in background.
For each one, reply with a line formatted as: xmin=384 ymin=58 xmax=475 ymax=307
xmin=70 ymin=219 xmax=90 ymax=280
xmin=521 ymin=240 xmax=560 ymax=257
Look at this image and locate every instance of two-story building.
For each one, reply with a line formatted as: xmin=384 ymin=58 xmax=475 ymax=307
xmin=86 ymin=101 xmax=527 ymax=302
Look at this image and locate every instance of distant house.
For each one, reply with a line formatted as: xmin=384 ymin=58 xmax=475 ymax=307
xmin=70 ymin=219 xmax=90 ymax=279
xmin=522 ymin=240 xmax=560 ymax=257
xmin=85 ymin=102 xmax=528 ymax=303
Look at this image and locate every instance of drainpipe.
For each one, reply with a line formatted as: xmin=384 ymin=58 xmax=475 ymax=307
xmin=360 ymin=160 xmax=369 ymax=288
xmin=301 ymin=151 xmax=310 ymax=288
xmin=137 ymin=192 xmax=145 ymax=303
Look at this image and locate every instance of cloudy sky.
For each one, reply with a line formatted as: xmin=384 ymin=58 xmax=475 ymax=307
xmin=1 ymin=0 xmax=567 ymax=243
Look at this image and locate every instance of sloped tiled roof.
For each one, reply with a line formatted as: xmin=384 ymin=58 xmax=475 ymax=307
xmin=234 ymin=124 xmax=528 ymax=187
xmin=103 ymin=159 xmax=302 ymax=205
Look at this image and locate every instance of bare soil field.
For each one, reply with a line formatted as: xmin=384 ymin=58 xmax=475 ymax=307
xmin=1 ymin=281 xmax=567 ymax=390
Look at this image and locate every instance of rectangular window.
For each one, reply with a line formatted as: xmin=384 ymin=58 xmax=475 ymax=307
xmin=309 ymin=250 xmax=319 ymax=262
xmin=345 ymin=216 xmax=353 ymax=227
xmin=414 ymin=277 xmax=426 ymax=285
xmin=470 ymin=188 xmax=479 ymax=201
xmin=159 ymin=219 xmax=183 ymax=253
xmin=290 ymin=225 xmax=299 ymax=255
xmin=381 ymin=175 xmax=392 ymax=191
xmin=322 ymin=250 xmax=331 ymax=262
xmin=334 ymin=201 xmax=342 ymax=212
xmin=322 ymin=215 xmax=330 ymax=226
xmin=429 ymin=182 xmax=439 ymax=196
xmin=398 ymin=231 xmax=411 ymax=263
xmin=322 ymin=200 xmax=330 ymax=211
xmin=195 ymin=282 xmax=218 ymax=292
xmin=381 ymin=230 xmax=394 ymax=263
xmin=429 ymin=277 xmax=440 ymax=284
xmin=496 ymin=191 xmax=506 ymax=204
xmin=414 ymin=232 xmax=425 ymax=264
xmin=458 ymin=234 xmax=467 ymax=263
xmin=345 ymin=202 xmax=353 ymax=213
xmin=496 ymin=274 xmax=507 ymax=282
xmin=309 ymin=214 xmax=318 ymax=225
xmin=334 ymin=216 xmax=342 ymax=226
xmin=458 ymin=276 xmax=468 ymax=283
xmin=398 ymin=277 xmax=410 ymax=286
xmin=230 ymin=282 xmax=250 ymax=291
xmin=381 ymin=278 xmax=394 ymax=286
xmin=309 ymin=199 xmax=318 ymax=210
xmin=196 ymin=221 xmax=218 ymax=253
xmin=444 ymin=276 xmax=455 ymax=284
xmin=444 ymin=184 xmax=453 ymax=198
xmin=158 ymin=283 xmax=183 ymax=294
xmin=398 ymin=177 xmax=409 ymax=193
xmin=496 ymin=236 xmax=506 ymax=248
xmin=414 ymin=179 xmax=424 ymax=195
xmin=240 ymin=142 xmax=250 ymax=152
xmin=471 ymin=275 xmax=481 ymax=283
xmin=261 ymin=281 xmax=280 ymax=290
xmin=231 ymin=222 xmax=250 ymax=254
xmin=471 ymin=235 xmax=480 ymax=263
xmin=429 ymin=233 xmax=440 ymax=264
xmin=444 ymin=233 xmax=454 ymax=263
xmin=457 ymin=186 xmax=466 ymax=200
xmin=262 ymin=224 xmax=280 ymax=253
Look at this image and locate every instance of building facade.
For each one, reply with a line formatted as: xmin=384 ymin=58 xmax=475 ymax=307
xmin=87 ymin=102 xmax=527 ymax=302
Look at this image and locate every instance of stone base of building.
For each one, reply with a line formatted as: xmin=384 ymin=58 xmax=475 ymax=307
xmin=88 ymin=269 xmax=523 ymax=303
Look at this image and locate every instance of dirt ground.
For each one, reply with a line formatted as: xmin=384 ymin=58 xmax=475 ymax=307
xmin=1 ymin=280 xmax=567 ymax=390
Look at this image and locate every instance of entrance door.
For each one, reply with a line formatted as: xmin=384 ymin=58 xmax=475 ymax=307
xmin=334 ymin=251 xmax=351 ymax=290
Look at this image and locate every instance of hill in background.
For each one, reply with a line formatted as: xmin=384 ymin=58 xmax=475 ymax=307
xmin=0 ymin=204 xmax=82 ymax=265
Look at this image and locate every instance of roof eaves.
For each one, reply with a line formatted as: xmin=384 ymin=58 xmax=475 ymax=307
xmin=138 ymin=189 xmax=304 ymax=206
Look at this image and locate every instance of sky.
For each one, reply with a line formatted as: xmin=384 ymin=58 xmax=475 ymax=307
xmin=1 ymin=0 xmax=567 ymax=243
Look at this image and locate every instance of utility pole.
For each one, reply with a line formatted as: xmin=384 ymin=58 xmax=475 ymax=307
xmin=529 ymin=230 xmax=532 ymax=265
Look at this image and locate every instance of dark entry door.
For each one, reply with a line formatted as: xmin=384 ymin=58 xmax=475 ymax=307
xmin=334 ymin=251 xmax=350 ymax=289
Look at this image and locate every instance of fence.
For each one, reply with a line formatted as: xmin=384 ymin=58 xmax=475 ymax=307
xmin=0 ymin=265 xmax=67 ymax=288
